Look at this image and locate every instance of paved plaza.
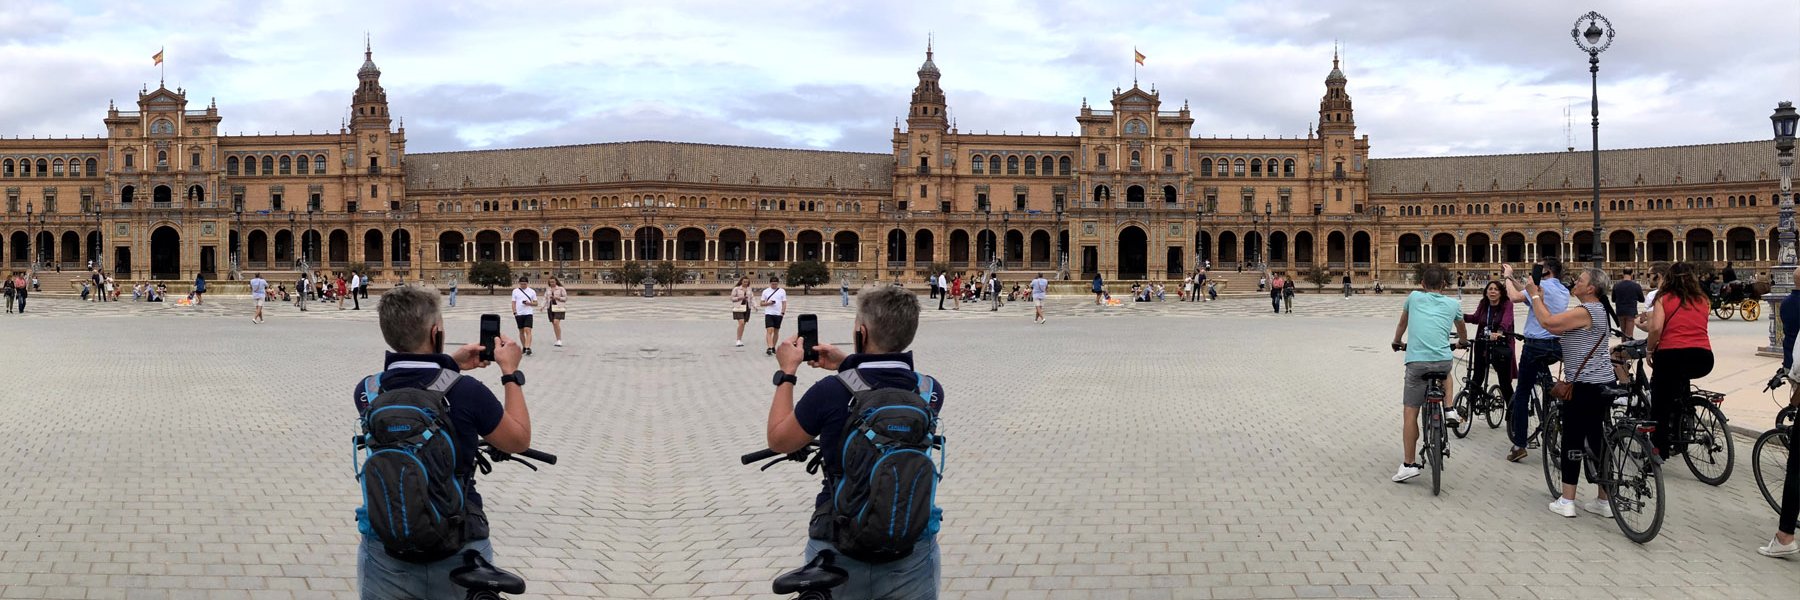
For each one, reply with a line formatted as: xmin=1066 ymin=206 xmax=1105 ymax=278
xmin=2 ymin=291 xmax=1798 ymax=599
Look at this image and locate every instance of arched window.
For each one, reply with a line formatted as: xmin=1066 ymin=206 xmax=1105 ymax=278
xmin=52 ymin=159 xmax=64 ymax=176
xmin=1058 ymin=156 xmax=1071 ymax=175
xmin=1232 ymin=159 xmax=1246 ymax=177
xmin=37 ymin=158 xmax=48 ymax=174
xmin=279 ymin=155 xmax=292 ymax=174
xmin=1129 ymin=151 xmax=1140 ymax=167
xmin=1283 ymin=159 xmax=1296 ymax=177
xmin=1006 ymin=156 xmax=1019 ymax=174
xmin=314 ymin=154 xmax=328 ymax=174
xmin=85 ymin=158 xmax=97 ymax=176
xmin=297 ymin=155 xmax=310 ymax=174
xmin=988 ymin=156 xmax=1000 ymax=174
xmin=226 ymin=157 xmax=239 ymax=175
xmin=2 ymin=159 xmax=12 ymax=177
xmin=1250 ymin=159 xmax=1262 ymax=177
xmin=1024 ymin=156 xmax=1037 ymax=175
xmin=1200 ymin=158 xmax=1213 ymax=176
xmin=971 ymin=155 xmax=984 ymax=174
xmin=261 ymin=156 xmax=274 ymax=175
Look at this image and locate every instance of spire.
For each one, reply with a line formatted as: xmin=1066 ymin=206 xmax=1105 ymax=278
xmin=1326 ymin=43 xmax=1345 ymax=84
xmin=917 ymin=35 xmax=939 ymax=78
xmin=1318 ymin=47 xmax=1354 ymax=136
xmin=359 ymin=35 xmax=381 ymax=77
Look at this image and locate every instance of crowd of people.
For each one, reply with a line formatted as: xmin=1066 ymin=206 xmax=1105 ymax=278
xmin=1389 ymin=257 xmax=1800 ymax=558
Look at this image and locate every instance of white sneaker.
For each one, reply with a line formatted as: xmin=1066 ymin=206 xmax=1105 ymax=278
xmin=1444 ymin=409 xmax=1462 ymax=427
xmin=554 ymin=340 xmax=563 ymax=347
xmin=735 ymin=340 xmax=744 ymax=347
xmin=1547 ymin=498 xmax=1578 ymax=518
xmin=1392 ymin=464 xmax=1421 ymax=483
xmin=1580 ymin=498 xmax=1613 ymax=518
xmin=1759 ymin=537 xmax=1799 ymax=558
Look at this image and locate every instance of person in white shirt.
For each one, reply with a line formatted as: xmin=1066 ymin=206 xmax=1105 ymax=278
xmin=511 ymin=275 xmax=539 ymax=356
xmin=936 ymin=272 xmax=949 ymax=310
xmin=249 ymin=274 xmax=269 ymax=324
xmin=349 ymin=271 xmax=362 ymax=310
xmin=760 ymin=276 xmax=787 ymax=356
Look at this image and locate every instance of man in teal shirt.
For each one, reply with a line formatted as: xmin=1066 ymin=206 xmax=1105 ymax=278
xmin=1390 ymin=264 xmax=1468 ymax=483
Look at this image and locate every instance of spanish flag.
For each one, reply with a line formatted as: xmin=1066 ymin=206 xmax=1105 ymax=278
xmin=1134 ymin=48 xmax=1146 ymax=65
xmin=152 ymin=48 xmax=163 ymax=66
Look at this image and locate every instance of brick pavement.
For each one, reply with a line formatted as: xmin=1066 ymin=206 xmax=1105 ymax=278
xmin=1 ymin=291 xmax=1796 ymax=599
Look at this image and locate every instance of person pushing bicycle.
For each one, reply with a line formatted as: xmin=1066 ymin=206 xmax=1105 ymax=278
xmin=1390 ymin=264 xmax=1468 ymax=483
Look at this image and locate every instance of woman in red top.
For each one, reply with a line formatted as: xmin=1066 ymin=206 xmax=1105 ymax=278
xmin=1642 ymin=261 xmax=1713 ymax=457
xmin=335 ymin=274 xmax=349 ymax=310
xmin=949 ymin=274 xmax=963 ymax=311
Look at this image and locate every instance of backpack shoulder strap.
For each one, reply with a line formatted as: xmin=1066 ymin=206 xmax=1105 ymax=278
xmin=836 ymin=369 xmax=872 ymax=394
xmin=424 ymin=368 xmax=461 ymax=394
xmin=360 ymin=373 xmax=383 ymax=405
xmin=915 ymin=373 xmax=937 ymax=404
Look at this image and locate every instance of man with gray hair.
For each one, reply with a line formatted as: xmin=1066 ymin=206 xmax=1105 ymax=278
xmin=764 ymin=285 xmax=948 ymax=598
xmin=352 ymin=286 xmax=532 ymax=597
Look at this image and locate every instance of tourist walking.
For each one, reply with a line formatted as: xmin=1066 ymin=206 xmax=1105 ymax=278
xmin=12 ymin=272 xmax=28 ymax=314
xmin=840 ymin=277 xmax=850 ymax=307
xmin=545 ymin=276 xmax=568 ymax=347
xmin=1526 ymin=267 xmax=1614 ymax=519
xmin=1389 ymin=265 xmax=1468 ymax=483
xmin=350 ymin=271 xmax=363 ymax=310
xmin=1091 ymin=273 xmax=1104 ymax=305
xmin=1465 ymin=281 xmax=1517 ymax=404
xmin=1500 ymin=258 xmax=1567 ymax=462
xmin=1640 ymin=262 xmax=1714 ymax=458
xmin=1282 ymin=275 xmax=1295 ymax=313
xmin=1194 ymin=269 xmax=1208 ymax=302
xmin=1762 ymin=265 xmax=1800 ymax=558
xmin=250 ymin=273 xmax=268 ymax=324
xmin=759 ymin=276 xmax=787 ymax=356
xmin=1611 ymin=269 xmax=1643 ymax=339
xmin=3 ymin=275 xmax=12 ymax=313
xmin=511 ymin=275 xmax=538 ymax=356
xmin=730 ymin=276 xmax=753 ymax=347
xmin=193 ymin=273 xmax=207 ymax=306
xmin=1268 ymin=274 xmax=1284 ymax=314
xmin=1031 ymin=272 xmax=1049 ymax=324
xmin=929 ymin=271 xmax=940 ymax=300
xmin=296 ymin=273 xmax=309 ymax=312
xmin=1343 ymin=273 xmax=1353 ymax=298
xmin=448 ymin=278 xmax=459 ymax=307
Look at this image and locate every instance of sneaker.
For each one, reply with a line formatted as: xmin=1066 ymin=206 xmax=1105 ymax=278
xmin=1391 ymin=464 xmax=1421 ymax=483
xmin=1547 ymin=498 xmax=1578 ymax=518
xmin=1758 ymin=537 xmax=1799 ymax=558
xmin=1444 ymin=409 xmax=1462 ymax=428
xmin=1580 ymin=499 xmax=1613 ymax=518
xmin=735 ymin=340 xmax=745 ymax=347
xmin=554 ymin=340 xmax=563 ymax=347
xmin=1507 ymin=448 xmax=1528 ymax=463
xmin=523 ymin=348 xmax=532 ymax=356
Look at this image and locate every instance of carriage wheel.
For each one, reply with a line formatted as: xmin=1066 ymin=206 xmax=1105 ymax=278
xmin=1742 ymin=300 xmax=1762 ymax=321
xmin=1713 ymin=303 xmax=1734 ymax=320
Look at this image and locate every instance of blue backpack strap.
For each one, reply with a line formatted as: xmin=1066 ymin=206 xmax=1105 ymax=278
xmin=360 ymin=373 xmax=383 ymax=406
xmin=914 ymin=373 xmax=936 ymax=404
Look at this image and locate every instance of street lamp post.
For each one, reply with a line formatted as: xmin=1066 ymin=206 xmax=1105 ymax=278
xmin=1573 ymin=11 xmax=1614 ymax=268
xmin=1263 ymin=201 xmax=1273 ymax=276
xmin=25 ymin=201 xmax=34 ymax=274
xmin=1760 ymin=101 xmax=1798 ymax=355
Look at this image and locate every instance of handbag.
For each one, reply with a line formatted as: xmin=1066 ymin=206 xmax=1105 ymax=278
xmin=1550 ymin=305 xmax=1606 ymax=401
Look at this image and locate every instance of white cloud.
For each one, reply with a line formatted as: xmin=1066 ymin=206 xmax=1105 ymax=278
xmin=0 ymin=0 xmax=1793 ymax=157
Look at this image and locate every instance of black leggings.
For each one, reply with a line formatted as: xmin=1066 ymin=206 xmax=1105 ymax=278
xmin=1782 ymin=424 xmax=1800 ymax=535
xmin=1651 ymin=347 xmax=1714 ymax=456
xmin=1560 ymin=383 xmax=1609 ymax=487
xmin=1471 ymin=341 xmax=1515 ymax=401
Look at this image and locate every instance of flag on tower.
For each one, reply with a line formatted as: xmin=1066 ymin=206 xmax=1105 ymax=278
xmin=152 ymin=48 xmax=164 ymax=65
xmin=1134 ymin=48 xmax=1146 ymax=65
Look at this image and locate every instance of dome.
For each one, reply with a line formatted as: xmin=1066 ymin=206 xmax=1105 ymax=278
xmin=917 ymin=51 xmax=939 ymax=77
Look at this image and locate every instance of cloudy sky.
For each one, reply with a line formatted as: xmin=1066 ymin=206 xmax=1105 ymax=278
xmin=1 ymin=0 xmax=1795 ymax=158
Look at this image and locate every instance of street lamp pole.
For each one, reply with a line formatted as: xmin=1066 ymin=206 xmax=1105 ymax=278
xmin=1573 ymin=11 xmax=1614 ymax=268
xmin=1760 ymin=101 xmax=1798 ymax=355
xmin=1263 ymin=201 xmax=1273 ymax=276
xmin=25 ymin=201 xmax=35 ymax=274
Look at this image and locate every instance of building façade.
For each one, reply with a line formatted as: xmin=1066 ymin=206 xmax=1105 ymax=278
xmin=0 ymin=47 xmax=1785 ymax=288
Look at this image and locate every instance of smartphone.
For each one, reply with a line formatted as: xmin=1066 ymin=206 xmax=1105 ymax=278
xmin=797 ymin=314 xmax=819 ymax=362
xmin=479 ymin=314 xmax=501 ymax=362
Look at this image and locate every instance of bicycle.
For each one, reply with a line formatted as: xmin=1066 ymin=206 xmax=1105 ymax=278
xmin=448 ymin=443 xmax=558 ymax=600
xmin=1594 ymin=383 xmax=1667 ymax=544
xmin=1453 ymin=338 xmax=1512 ymax=436
xmin=741 ymin=443 xmax=848 ymax=600
xmin=1754 ymin=368 xmax=1799 ymax=514
xmin=1393 ymin=342 xmax=1465 ymax=496
xmin=1610 ymin=338 xmax=1735 ymax=486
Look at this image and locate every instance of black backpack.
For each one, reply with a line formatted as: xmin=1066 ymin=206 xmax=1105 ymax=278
xmin=355 ymin=369 xmax=470 ymax=563
xmin=818 ymin=370 xmax=943 ymax=564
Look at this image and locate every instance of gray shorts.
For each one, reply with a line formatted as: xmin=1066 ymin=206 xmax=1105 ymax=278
xmin=1403 ymin=361 xmax=1455 ymax=407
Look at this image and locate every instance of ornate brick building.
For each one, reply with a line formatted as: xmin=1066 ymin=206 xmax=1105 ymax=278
xmin=0 ymin=46 xmax=1784 ymax=287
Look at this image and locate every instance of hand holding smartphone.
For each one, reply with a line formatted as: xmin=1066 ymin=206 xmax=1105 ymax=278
xmin=480 ymin=314 xmax=501 ymax=362
xmin=797 ymin=314 xmax=819 ymax=362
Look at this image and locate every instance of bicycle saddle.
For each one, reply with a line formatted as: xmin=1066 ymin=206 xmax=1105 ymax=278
xmin=449 ymin=550 xmax=526 ymax=595
xmin=1418 ymin=371 xmax=1450 ymax=382
xmin=773 ymin=550 xmax=849 ymax=594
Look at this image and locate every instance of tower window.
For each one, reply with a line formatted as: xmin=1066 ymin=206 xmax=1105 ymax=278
xmin=1098 ymin=153 xmax=1108 ymax=168
xmin=919 ymin=185 xmax=927 ymax=198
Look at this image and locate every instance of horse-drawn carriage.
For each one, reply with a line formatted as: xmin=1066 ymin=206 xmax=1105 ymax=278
xmin=1710 ymin=279 xmax=1770 ymax=321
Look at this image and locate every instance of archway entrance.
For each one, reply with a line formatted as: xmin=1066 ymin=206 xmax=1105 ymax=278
xmin=150 ymin=226 xmax=180 ymax=279
xmin=1117 ymin=226 xmax=1148 ymax=279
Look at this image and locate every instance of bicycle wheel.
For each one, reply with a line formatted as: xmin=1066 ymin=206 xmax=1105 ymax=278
xmin=1608 ymin=432 xmax=1665 ymax=544
xmin=1428 ymin=402 xmax=1445 ymax=496
xmin=1682 ymin=401 xmax=1734 ymax=485
xmin=1540 ymin=399 xmax=1563 ymax=498
xmin=1484 ymin=385 xmax=1506 ymax=429
xmin=1452 ymin=388 xmax=1474 ymax=439
xmin=1754 ymin=428 xmax=1790 ymax=514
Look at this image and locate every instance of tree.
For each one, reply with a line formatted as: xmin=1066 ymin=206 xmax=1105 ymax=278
xmin=1303 ymin=265 xmax=1331 ymax=291
xmin=610 ymin=262 xmax=647 ymax=289
xmin=467 ymin=261 xmax=512 ymax=294
xmin=651 ymin=261 xmax=683 ymax=292
xmin=787 ymin=260 xmax=830 ymax=294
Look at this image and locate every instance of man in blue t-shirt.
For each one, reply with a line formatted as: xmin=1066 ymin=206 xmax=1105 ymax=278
xmin=1501 ymin=257 xmax=1568 ymax=462
xmin=764 ymin=285 xmax=948 ymax=599
xmin=352 ymin=286 xmax=533 ymax=598
xmin=1390 ymin=264 xmax=1468 ymax=483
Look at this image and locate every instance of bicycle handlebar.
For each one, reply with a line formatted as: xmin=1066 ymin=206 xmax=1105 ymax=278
xmin=518 ymin=448 xmax=558 ymax=465
xmin=477 ymin=443 xmax=557 ymax=472
xmin=742 ymin=443 xmax=821 ymax=472
xmin=1767 ymin=368 xmax=1789 ymax=393
xmin=741 ymin=448 xmax=781 ymax=464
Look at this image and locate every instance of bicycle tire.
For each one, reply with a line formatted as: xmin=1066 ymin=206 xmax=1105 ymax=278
xmin=1609 ymin=432 xmax=1665 ymax=544
xmin=1484 ymin=385 xmax=1506 ymax=429
xmin=1753 ymin=428 xmax=1790 ymax=515
xmin=1540 ymin=399 xmax=1563 ymax=498
xmin=1452 ymin=389 xmax=1474 ymax=439
xmin=1428 ymin=401 xmax=1444 ymax=496
xmin=1682 ymin=401 xmax=1734 ymax=486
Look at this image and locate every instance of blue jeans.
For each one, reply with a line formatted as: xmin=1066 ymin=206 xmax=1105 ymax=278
xmin=841 ymin=290 xmax=850 ymax=306
xmin=357 ymin=536 xmax=492 ymax=600
xmin=448 ymin=289 xmax=457 ymax=307
xmin=803 ymin=536 xmax=940 ymax=600
xmin=1508 ymin=338 xmax=1561 ymax=449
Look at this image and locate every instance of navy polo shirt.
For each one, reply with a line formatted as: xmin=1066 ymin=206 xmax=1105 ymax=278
xmin=352 ymin=352 xmax=506 ymax=540
xmin=793 ymin=352 xmax=947 ymax=510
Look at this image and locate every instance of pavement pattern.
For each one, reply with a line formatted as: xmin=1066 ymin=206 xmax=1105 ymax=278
xmin=2 ymin=290 xmax=1797 ymax=599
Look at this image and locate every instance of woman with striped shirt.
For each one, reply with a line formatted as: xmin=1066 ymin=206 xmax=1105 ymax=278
xmin=1527 ymin=267 xmax=1616 ymax=519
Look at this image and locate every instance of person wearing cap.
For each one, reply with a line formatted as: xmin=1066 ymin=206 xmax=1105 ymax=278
xmin=511 ymin=275 xmax=539 ymax=356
